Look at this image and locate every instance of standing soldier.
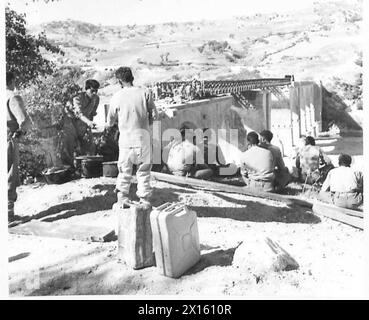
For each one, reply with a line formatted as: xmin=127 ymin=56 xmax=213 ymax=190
xmin=106 ymin=67 xmax=158 ymax=207
xmin=61 ymin=79 xmax=100 ymax=167
xmin=7 ymin=72 xmax=31 ymax=223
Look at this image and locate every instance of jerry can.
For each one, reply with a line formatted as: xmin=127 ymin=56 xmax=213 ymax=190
xmin=117 ymin=203 xmax=155 ymax=269
xmin=150 ymin=203 xmax=200 ymax=278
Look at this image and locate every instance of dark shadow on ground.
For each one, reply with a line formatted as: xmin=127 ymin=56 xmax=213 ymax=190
xmin=191 ymin=193 xmax=320 ymax=224
xmin=184 ymin=246 xmax=238 ymax=276
xmin=32 ymin=190 xmax=117 ymax=222
xmin=26 ymin=183 xmax=196 ymax=223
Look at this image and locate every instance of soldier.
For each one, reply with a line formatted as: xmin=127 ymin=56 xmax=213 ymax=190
xmin=240 ymin=132 xmax=275 ymax=192
xmin=319 ymin=154 xmax=363 ymax=210
xmin=164 ymin=126 xmax=213 ymax=179
xmin=61 ymin=79 xmax=100 ymax=167
xmin=259 ymin=130 xmax=291 ymax=191
xmin=7 ymin=71 xmax=31 ymax=223
xmin=106 ymin=67 xmax=158 ymax=207
xmin=296 ymin=136 xmax=333 ymax=185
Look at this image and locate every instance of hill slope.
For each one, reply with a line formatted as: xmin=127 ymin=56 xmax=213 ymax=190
xmin=30 ymin=0 xmax=362 ymax=85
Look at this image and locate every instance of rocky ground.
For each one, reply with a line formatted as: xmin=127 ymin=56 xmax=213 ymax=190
xmin=8 ymin=136 xmax=365 ymax=298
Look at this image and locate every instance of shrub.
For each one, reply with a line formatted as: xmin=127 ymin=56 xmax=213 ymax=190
xmin=198 ymin=40 xmax=230 ymax=54
xmin=19 ymin=67 xmax=84 ymax=177
xmin=6 ymin=7 xmax=64 ymax=88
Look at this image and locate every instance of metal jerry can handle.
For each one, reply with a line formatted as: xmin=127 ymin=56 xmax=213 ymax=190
xmin=156 ymin=202 xmax=173 ymax=212
xmin=163 ymin=203 xmax=186 ymax=215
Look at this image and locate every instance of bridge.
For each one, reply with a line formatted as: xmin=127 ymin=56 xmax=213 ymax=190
xmin=149 ymin=76 xmax=322 ymax=162
xmin=151 ymin=76 xmax=294 ymax=100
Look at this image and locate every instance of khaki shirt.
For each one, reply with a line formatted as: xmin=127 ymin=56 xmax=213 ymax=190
xmin=240 ymin=145 xmax=275 ymax=182
xmin=321 ymin=166 xmax=363 ymax=193
xmin=167 ymin=140 xmax=202 ymax=174
xmin=107 ymin=86 xmax=157 ymax=148
xmin=260 ymin=142 xmax=286 ymax=171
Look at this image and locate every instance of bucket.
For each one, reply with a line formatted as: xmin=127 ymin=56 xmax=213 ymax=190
xmin=81 ymin=157 xmax=103 ymax=178
xmin=103 ymin=161 xmax=118 ymax=177
xmin=42 ymin=167 xmax=72 ymax=184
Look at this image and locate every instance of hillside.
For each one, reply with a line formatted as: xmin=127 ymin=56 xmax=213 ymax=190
xmin=29 ymin=0 xmax=363 ymax=121
xmin=30 ymin=0 xmax=362 ymax=83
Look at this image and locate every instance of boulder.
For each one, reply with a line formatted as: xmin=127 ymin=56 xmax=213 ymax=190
xmin=232 ymin=237 xmax=299 ymax=278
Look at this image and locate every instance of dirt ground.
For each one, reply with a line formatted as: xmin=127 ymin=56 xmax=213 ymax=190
xmin=8 ymin=137 xmax=365 ymax=298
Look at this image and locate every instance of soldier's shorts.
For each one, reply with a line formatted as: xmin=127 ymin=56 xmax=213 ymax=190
xmin=318 ymin=191 xmax=363 ymax=210
xmin=242 ymin=177 xmax=275 ymax=192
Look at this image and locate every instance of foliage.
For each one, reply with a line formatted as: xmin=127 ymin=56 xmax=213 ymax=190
xmin=19 ymin=67 xmax=83 ymax=179
xmin=198 ymin=40 xmax=230 ymax=54
xmin=23 ymin=67 xmax=83 ymax=136
xmin=94 ymin=126 xmax=119 ymax=162
xmin=18 ymin=147 xmax=47 ymax=182
xmin=6 ymin=7 xmax=64 ymax=87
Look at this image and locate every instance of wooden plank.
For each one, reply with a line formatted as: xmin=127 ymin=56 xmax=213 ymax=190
xmin=312 ymin=202 xmax=363 ymax=230
xmin=313 ymin=201 xmax=363 ymax=218
xmin=151 ymin=171 xmax=312 ymax=208
xmin=9 ymin=221 xmax=116 ymax=242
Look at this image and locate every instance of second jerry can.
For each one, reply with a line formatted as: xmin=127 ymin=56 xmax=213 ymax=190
xmin=150 ymin=203 xmax=200 ymax=278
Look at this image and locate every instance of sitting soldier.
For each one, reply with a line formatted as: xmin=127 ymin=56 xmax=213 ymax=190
xmin=164 ymin=127 xmax=213 ymax=179
xmin=318 ymin=154 xmax=363 ymax=210
xmin=259 ymin=130 xmax=291 ymax=191
xmin=240 ymin=131 xmax=275 ymax=192
xmin=296 ymin=136 xmax=333 ymax=185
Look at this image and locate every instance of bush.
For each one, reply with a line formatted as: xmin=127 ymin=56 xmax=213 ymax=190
xmin=19 ymin=67 xmax=84 ymax=177
xmin=198 ymin=40 xmax=230 ymax=54
xmin=23 ymin=67 xmax=83 ymax=136
xmin=6 ymin=7 xmax=64 ymax=88
xmin=18 ymin=148 xmax=46 ymax=183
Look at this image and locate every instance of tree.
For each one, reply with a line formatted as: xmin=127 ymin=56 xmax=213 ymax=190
xmin=6 ymin=7 xmax=64 ymax=87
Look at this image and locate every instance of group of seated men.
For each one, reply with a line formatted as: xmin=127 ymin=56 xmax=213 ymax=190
xmin=162 ymin=127 xmax=363 ymax=210
xmin=240 ymin=131 xmax=363 ymax=210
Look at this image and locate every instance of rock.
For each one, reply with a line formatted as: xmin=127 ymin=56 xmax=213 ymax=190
xmin=232 ymin=237 xmax=299 ymax=277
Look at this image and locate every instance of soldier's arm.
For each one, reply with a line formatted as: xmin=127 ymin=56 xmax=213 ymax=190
xmin=319 ymin=149 xmax=331 ymax=165
xmin=9 ymin=95 xmax=31 ymax=133
xmin=91 ymin=95 xmax=100 ymax=118
xmin=105 ymin=98 xmax=118 ymax=129
xmin=146 ymin=89 xmax=158 ymax=123
xmin=355 ymin=171 xmax=363 ymax=192
xmin=275 ymin=148 xmax=286 ymax=171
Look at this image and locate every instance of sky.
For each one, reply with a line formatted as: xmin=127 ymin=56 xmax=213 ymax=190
xmin=7 ymin=0 xmax=325 ymax=26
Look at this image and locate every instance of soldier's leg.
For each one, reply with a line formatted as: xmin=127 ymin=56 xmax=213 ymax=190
xmin=333 ymin=192 xmax=363 ymax=210
xmin=116 ymin=148 xmax=134 ymax=204
xmin=135 ymin=145 xmax=153 ymax=201
xmin=192 ymin=167 xmax=214 ymax=180
xmin=318 ymin=191 xmax=334 ymax=204
xmin=8 ymin=139 xmax=19 ymax=219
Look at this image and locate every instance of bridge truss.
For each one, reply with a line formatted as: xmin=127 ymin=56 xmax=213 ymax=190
xmin=151 ymin=75 xmax=294 ymax=100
